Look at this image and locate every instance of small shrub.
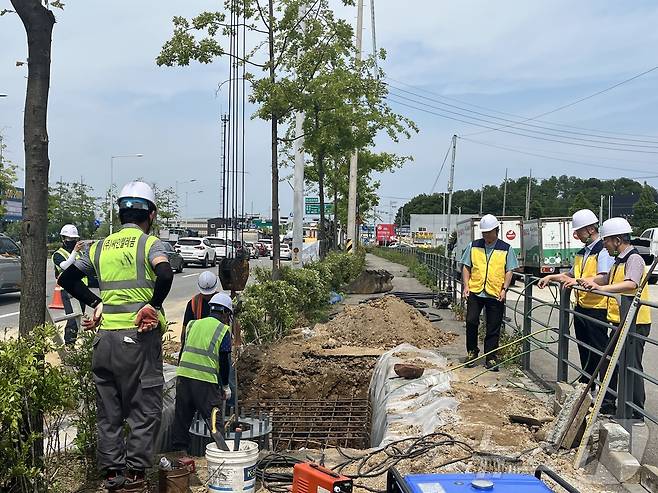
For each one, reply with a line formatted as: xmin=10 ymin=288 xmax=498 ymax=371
xmin=279 ymin=267 xmax=330 ymax=320
xmin=239 ymin=280 xmax=300 ymax=343
xmin=306 ymin=250 xmax=365 ymax=291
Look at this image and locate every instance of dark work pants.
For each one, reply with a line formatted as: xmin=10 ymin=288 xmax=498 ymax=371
xmin=61 ymin=289 xmax=85 ymax=345
xmin=92 ymin=329 xmax=164 ymax=471
xmin=172 ymin=376 xmax=224 ymax=452
xmin=628 ymin=324 xmax=650 ymax=416
xmin=465 ymin=293 xmax=504 ymax=360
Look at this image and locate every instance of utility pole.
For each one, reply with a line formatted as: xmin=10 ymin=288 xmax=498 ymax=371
xmin=525 ymin=169 xmax=532 ymax=220
xmin=502 ymin=168 xmax=508 ymax=216
xmin=370 ymin=0 xmax=378 ymax=74
xmin=599 ymin=195 xmax=604 ymax=221
xmin=444 ymin=134 xmax=456 ymax=253
xmin=220 ymin=114 xmax=229 ymax=233
xmin=292 ymin=4 xmax=307 ymax=268
xmin=346 ymin=0 xmax=364 ymax=252
xmin=479 ymin=185 xmax=483 ymax=215
xmin=609 ymin=195 xmax=613 ymax=218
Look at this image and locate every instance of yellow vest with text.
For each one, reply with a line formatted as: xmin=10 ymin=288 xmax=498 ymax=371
xmin=89 ymin=227 xmax=166 ymax=330
xmin=468 ymin=238 xmax=510 ymax=297
xmin=52 ymin=247 xmax=88 ymax=285
xmin=573 ymin=241 xmax=607 ymax=310
xmin=176 ymin=317 xmax=230 ymax=384
xmin=606 ymin=249 xmax=651 ymax=325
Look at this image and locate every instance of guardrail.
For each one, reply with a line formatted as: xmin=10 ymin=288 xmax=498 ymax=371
xmin=392 ymin=245 xmax=658 ymax=428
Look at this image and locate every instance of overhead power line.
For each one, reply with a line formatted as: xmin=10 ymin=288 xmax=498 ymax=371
xmin=464 ymin=64 xmax=658 ymax=137
xmin=385 ymin=75 xmax=658 ymax=141
xmin=430 ymin=142 xmax=453 ymax=194
xmin=385 ymin=95 xmax=658 ymax=154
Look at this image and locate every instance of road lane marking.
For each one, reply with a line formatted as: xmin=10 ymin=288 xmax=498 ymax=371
xmin=0 ymin=311 xmax=19 ymax=319
xmin=181 ymin=273 xmax=197 ymax=278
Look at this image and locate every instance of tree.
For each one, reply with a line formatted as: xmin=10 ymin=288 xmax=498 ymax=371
xmin=568 ymin=192 xmax=594 ymax=216
xmin=158 ymin=0 xmax=355 ymax=279
xmin=152 ymin=184 xmax=179 ymax=234
xmin=8 ymin=0 xmax=56 ymax=339
xmin=0 ymin=133 xmax=19 ymax=220
xmin=48 ymin=180 xmax=99 ymax=241
xmin=632 ymin=185 xmax=658 ymax=234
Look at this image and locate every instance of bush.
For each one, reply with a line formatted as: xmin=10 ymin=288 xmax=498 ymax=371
xmin=0 ymin=325 xmax=76 ymax=492
xmin=306 ymin=250 xmax=365 ymax=291
xmin=279 ymin=267 xmax=330 ymax=320
xmin=239 ymin=280 xmax=300 ymax=343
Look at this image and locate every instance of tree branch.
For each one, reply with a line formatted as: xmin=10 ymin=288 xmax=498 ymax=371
xmin=273 ymin=0 xmax=322 ymax=71
xmin=254 ymin=0 xmax=270 ymax=32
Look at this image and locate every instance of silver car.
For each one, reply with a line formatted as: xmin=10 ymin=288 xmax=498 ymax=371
xmin=0 ymin=235 xmax=21 ymax=294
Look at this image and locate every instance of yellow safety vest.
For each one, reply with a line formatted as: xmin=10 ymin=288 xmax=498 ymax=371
xmin=89 ymin=227 xmax=166 ymax=330
xmin=468 ymin=238 xmax=510 ymax=297
xmin=606 ymin=249 xmax=651 ymax=325
xmin=177 ymin=317 xmax=230 ymax=384
xmin=573 ymin=241 xmax=607 ymax=310
xmin=52 ymin=247 xmax=88 ymax=285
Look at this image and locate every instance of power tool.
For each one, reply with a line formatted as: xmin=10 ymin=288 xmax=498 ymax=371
xmin=292 ymin=463 xmax=353 ymax=493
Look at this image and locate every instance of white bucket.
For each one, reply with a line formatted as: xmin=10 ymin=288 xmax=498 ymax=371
xmin=206 ymin=440 xmax=259 ymax=493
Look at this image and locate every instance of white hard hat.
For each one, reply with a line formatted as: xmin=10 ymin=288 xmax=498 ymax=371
xmin=198 ymin=271 xmax=219 ymax=295
xmin=209 ymin=292 xmax=233 ymax=313
xmin=60 ymin=224 xmax=79 ymax=238
xmin=479 ymin=214 xmax=499 ymax=233
xmin=600 ymin=217 xmax=633 ymax=239
xmin=117 ymin=181 xmax=156 ymax=211
xmin=572 ymin=209 xmax=598 ymax=231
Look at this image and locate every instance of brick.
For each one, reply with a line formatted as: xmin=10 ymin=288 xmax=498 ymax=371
xmin=602 ymin=451 xmax=640 ymax=483
xmin=641 ymin=465 xmax=658 ymax=493
xmin=599 ymin=422 xmax=630 ymax=454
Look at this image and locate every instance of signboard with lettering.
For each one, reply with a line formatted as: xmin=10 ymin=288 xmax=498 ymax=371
xmin=305 ymin=203 xmax=334 ymax=215
xmin=304 ymin=197 xmax=320 ymax=204
xmin=2 ymin=187 xmax=23 ymax=222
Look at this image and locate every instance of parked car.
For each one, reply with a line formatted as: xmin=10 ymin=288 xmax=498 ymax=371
xmin=163 ymin=242 xmax=184 ymax=273
xmin=205 ymin=237 xmax=235 ymax=259
xmin=260 ymin=238 xmax=273 ymax=255
xmin=0 ymin=234 xmax=20 ymax=294
xmin=175 ymin=237 xmax=217 ymax=267
xmin=244 ymin=242 xmax=259 ymax=259
xmin=271 ymin=243 xmax=292 ymax=260
xmin=254 ymin=242 xmax=268 ymax=257
xmin=639 ymin=228 xmax=658 ymax=284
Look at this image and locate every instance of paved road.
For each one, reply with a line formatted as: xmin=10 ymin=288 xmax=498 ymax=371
xmin=0 ymin=257 xmax=279 ymax=339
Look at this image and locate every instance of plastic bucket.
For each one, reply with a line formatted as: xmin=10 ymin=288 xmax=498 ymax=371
xmin=205 ymin=440 xmax=259 ymax=493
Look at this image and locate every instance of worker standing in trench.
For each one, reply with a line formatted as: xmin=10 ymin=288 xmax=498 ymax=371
xmin=538 ymin=209 xmax=615 ymax=411
xmin=461 ymin=214 xmax=518 ymax=371
xmin=58 ymin=181 xmax=174 ymax=491
xmin=172 ymin=292 xmax=233 ymax=451
xmin=578 ymin=217 xmax=652 ymax=421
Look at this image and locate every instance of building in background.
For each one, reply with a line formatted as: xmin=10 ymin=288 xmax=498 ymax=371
xmin=410 ymin=213 xmax=477 ymax=247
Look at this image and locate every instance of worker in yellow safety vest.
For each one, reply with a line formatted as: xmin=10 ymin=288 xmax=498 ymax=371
xmin=58 ymin=181 xmax=174 ymax=491
xmin=579 ymin=217 xmax=652 ymax=421
xmin=53 ymin=223 xmax=88 ymax=345
xmin=538 ymin=209 xmax=615 ymax=409
xmin=461 ymin=214 xmax=518 ymax=371
xmin=172 ymin=292 xmax=233 ymax=452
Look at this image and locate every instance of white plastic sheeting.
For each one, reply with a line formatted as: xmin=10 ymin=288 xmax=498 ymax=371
xmin=301 ymin=241 xmax=320 ymax=263
xmin=369 ymin=344 xmax=458 ymax=447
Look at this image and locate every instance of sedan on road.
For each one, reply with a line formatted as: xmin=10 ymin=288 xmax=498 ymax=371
xmin=271 ymin=243 xmax=292 ymax=261
xmin=0 ymin=235 xmax=20 ymax=294
xmin=175 ymin=237 xmax=217 ymax=267
xmin=163 ymin=242 xmax=184 ymax=273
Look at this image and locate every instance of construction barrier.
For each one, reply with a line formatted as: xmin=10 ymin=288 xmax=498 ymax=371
xmin=49 ymin=286 xmax=65 ymax=310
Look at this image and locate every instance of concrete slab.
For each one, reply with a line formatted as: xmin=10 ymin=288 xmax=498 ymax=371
xmin=604 ymin=451 xmax=641 ymax=483
xmin=641 ymin=465 xmax=658 ymax=493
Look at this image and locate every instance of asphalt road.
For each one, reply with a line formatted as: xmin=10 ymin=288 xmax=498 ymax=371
xmin=0 ymin=257 xmax=279 ymax=339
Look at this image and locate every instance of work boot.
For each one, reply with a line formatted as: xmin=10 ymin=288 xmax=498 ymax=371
xmin=485 ymin=359 xmax=500 ymax=372
xmin=104 ymin=470 xmax=126 ymax=491
xmin=117 ymin=470 xmax=148 ymax=493
xmin=464 ymin=351 xmax=479 ymax=368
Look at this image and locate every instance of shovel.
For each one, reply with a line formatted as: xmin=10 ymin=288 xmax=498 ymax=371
xmin=208 ymin=404 xmax=230 ymax=451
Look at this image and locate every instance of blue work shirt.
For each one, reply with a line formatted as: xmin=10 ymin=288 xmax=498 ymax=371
xmin=461 ymin=240 xmax=518 ymax=298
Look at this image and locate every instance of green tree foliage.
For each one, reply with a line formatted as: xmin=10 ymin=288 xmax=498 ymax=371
xmin=0 ymin=134 xmax=19 ymax=220
xmin=569 ymin=192 xmax=594 ymax=215
xmin=632 ymin=185 xmax=658 ymax=234
xmin=396 ymin=176 xmax=651 ymax=225
xmin=48 ymin=180 xmax=98 ymax=241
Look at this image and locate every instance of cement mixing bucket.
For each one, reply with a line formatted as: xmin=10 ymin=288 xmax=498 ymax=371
xmin=206 ymin=440 xmax=258 ymax=493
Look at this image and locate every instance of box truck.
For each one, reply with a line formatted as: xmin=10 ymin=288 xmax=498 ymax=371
xmin=522 ymin=217 xmax=581 ymax=275
xmin=455 ymin=216 xmax=523 ymax=264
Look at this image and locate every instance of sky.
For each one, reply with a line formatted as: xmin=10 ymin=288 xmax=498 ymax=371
xmin=1 ymin=0 xmax=658 ymax=220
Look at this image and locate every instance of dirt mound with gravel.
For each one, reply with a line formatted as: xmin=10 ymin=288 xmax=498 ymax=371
xmin=237 ymin=296 xmax=456 ymax=402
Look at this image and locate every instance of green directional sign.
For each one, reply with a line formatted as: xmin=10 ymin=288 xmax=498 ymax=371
xmin=305 ymin=203 xmax=334 ymax=215
xmin=305 ymin=197 xmax=319 ymax=204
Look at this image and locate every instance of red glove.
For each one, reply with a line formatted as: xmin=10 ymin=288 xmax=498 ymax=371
xmin=135 ymin=304 xmax=159 ymax=332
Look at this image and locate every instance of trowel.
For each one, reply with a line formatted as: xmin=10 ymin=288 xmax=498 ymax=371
xmin=209 ymin=404 xmax=230 ymax=451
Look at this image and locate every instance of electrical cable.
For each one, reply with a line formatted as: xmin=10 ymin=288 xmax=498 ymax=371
xmin=384 ymin=75 xmax=658 ymax=141
xmin=386 ymin=95 xmax=658 ymax=154
xmin=429 ymin=142 xmax=452 ymax=194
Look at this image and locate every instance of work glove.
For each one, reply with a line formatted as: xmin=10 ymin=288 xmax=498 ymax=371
xmin=222 ymin=385 xmax=232 ymax=402
xmin=135 ymin=304 xmax=159 ymax=332
xmin=83 ymin=302 xmax=103 ymax=330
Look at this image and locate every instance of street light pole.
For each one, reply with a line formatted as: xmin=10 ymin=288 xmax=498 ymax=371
xmin=175 ymin=179 xmax=197 ymax=225
xmin=109 ymin=154 xmax=143 ymax=234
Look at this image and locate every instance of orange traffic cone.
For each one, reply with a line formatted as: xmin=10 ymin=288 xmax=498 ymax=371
xmin=49 ymin=286 xmax=65 ymax=310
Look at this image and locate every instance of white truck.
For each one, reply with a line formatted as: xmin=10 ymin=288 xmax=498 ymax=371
xmin=522 ymin=217 xmax=581 ymax=276
xmin=455 ymin=216 xmax=523 ymax=264
xmin=638 ymin=228 xmax=658 ymax=284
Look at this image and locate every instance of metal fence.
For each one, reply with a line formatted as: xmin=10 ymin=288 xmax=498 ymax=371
xmin=394 ymin=246 xmax=658 ymax=428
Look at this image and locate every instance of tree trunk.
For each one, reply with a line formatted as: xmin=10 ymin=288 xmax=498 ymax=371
xmin=317 ymin=152 xmax=326 ymax=259
xmin=12 ymin=0 xmax=54 ymax=338
xmin=332 ymin=177 xmax=338 ymax=249
xmin=268 ymin=0 xmax=280 ymax=279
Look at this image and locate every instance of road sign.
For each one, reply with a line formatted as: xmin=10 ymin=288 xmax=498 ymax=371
xmin=305 ymin=203 xmax=334 ymax=215
xmin=305 ymin=197 xmax=320 ymax=204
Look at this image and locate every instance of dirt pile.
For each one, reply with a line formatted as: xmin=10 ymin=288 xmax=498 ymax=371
xmin=238 ymin=296 xmax=455 ymax=402
xmin=315 ymin=296 xmax=456 ymax=349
